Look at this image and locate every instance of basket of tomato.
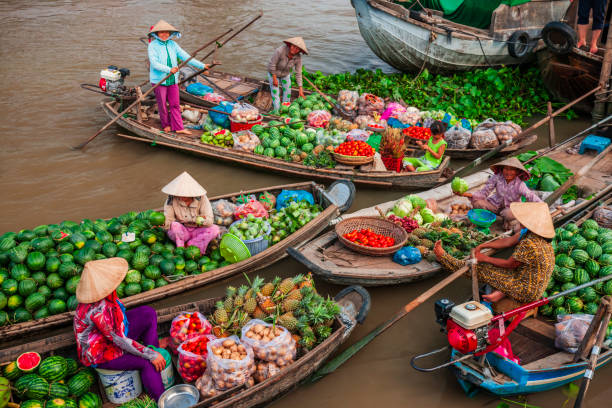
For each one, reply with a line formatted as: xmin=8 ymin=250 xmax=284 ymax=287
xmin=333 ymin=141 xmax=376 ymax=166
xmin=403 ymin=126 xmax=431 ymax=141
xmin=335 ymin=216 xmax=408 ymax=256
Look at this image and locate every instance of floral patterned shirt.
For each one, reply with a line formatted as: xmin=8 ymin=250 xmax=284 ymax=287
xmin=472 ymin=173 xmax=541 ymax=209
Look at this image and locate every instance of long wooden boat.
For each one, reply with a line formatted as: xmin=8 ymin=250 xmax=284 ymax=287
xmin=351 ymin=0 xmax=568 ymax=73
xmin=442 ymin=134 xmax=538 ymax=160
xmin=103 ymin=99 xmax=452 ymax=189
xmin=288 ymin=128 xmax=612 ymax=286
xmin=0 ymin=286 xmax=370 ymax=408
xmin=0 ymin=180 xmax=355 ymax=341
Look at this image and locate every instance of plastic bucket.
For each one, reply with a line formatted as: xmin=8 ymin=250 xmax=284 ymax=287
xmin=95 ymin=368 xmax=142 ymax=404
xmin=150 ymin=346 xmax=175 ymax=390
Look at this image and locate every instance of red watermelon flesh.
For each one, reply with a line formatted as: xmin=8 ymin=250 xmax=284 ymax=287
xmin=17 ymin=352 xmax=41 ymax=372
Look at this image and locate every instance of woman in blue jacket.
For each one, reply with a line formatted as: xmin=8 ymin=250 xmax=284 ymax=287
xmin=148 ymin=20 xmax=209 ymax=135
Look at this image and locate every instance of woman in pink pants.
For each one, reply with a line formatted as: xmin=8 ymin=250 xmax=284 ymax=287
xmin=162 ymin=172 xmax=220 ymax=254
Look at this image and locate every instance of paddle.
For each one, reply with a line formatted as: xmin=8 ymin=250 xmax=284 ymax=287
xmin=72 ymin=29 xmax=233 ymax=150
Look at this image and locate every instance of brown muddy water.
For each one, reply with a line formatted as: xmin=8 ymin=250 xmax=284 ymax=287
xmin=0 ymin=0 xmax=609 ymax=407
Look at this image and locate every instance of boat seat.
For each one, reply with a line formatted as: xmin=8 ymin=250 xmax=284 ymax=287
xmin=579 ymin=134 xmax=611 ymax=154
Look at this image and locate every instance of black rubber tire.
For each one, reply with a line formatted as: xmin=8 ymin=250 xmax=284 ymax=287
xmin=542 ymin=21 xmax=577 ymax=55
xmin=508 ymin=30 xmax=531 ymax=59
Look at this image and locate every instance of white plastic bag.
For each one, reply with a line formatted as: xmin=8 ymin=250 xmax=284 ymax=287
xmin=354 ymin=115 xmax=371 ymax=129
xmin=470 ymin=129 xmax=499 ymax=149
xmin=206 ymin=335 xmax=255 ymax=390
xmin=182 ymin=108 xmax=201 ymax=123
xmin=337 ymin=90 xmax=359 ymax=112
xmin=253 ymin=361 xmax=282 ymax=384
xmin=345 ymin=129 xmax=371 ymax=142
xmin=554 ymin=314 xmax=593 ymax=353
xmin=241 ymin=319 xmax=296 ymax=366
xmin=307 ymin=110 xmax=332 ymax=128
xmin=211 ymin=199 xmax=237 ymax=226
xmin=358 ymin=93 xmax=384 ymax=116
xmin=230 ymin=103 xmax=260 ymax=123
xmin=444 ymin=125 xmax=472 ymax=149
xmin=232 ymin=130 xmax=260 ymax=152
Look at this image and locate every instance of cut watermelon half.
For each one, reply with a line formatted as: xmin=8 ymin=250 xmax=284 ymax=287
xmin=16 ymin=351 xmax=41 ymax=372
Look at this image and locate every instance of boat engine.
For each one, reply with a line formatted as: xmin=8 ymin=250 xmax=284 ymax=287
xmin=435 ymin=299 xmax=493 ymax=354
xmin=99 ymin=65 xmax=130 ymax=94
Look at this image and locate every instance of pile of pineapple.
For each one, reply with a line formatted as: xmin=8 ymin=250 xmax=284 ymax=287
xmin=208 ymin=273 xmax=341 ymax=351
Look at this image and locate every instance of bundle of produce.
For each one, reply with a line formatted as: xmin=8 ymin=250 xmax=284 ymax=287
xmin=444 ymin=125 xmax=471 ymax=149
xmin=594 ymin=206 xmax=612 ymax=229
xmin=470 ymin=127 xmax=498 ymax=149
xmin=337 ymin=90 xmax=359 ymax=112
xmin=386 ymin=194 xmax=447 ymax=227
xmin=232 ymin=130 xmax=260 ymax=152
xmin=403 ymin=126 xmax=431 ymax=141
xmin=178 ymin=334 xmax=212 ymax=382
xmin=334 ymin=140 xmax=375 ymax=157
xmin=228 ymin=215 xmax=271 ymax=242
xmin=200 ymin=129 xmax=234 ymax=148
xmin=241 ymin=319 xmax=296 ymax=366
xmin=169 ymin=311 xmax=212 ymax=351
xmin=474 ymin=119 xmax=521 ymax=143
xmin=516 ymin=152 xmax=573 ymax=192
xmin=258 ymin=191 xmax=276 ymax=212
xmin=357 ymin=93 xmax=384 ymax=116
xmin=211 ymin=199 xmax=236 ymax=227
xmin=253 ymin=124 xmax=315 ymax=162
xmin=354 ymin=115 xmax=371 ymax=129
xmin=267 ymin=200 xmax=322 ymax=244
xmin=208 ymin=273 xmax=340 ymax=351
xmin=328 ymin=116 xmax=358 ymax=132
xmin=345 ymin=129 xmax=371 ymax=142
xmin=181 ymin=108 xmax=201 ymax=123
xmin=118 ymin=395 xmax=157 ymax=408
xmin=206 ymin=336 xmax=255 ymax=390
xmin=343 ymin=229 xmax=395 ymax=248
xmin=2 ymin=353 xmax=98 ymax=406
xmin=230 ymin=104 xmax=260 ymax=123
xmin=302 ymin=149 xmax=336 ymax=169
xmin=307 ymin=110 xmax=332 ymax=128
xmin=539 ymin=219 xmax=612 ymax=321
xmin=554 ymin=314 xmax=596 ymax=353
xmin=396 ymin=107 xmax=421 ymax=125
xmin=278 ymin=93 xmax=333 ymax=121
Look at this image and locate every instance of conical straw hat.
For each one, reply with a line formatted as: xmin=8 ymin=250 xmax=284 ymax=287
xmin=490 ymin=157 xmax=530 ymax=181
xmin=284 ymin=37 xmax=309 ymax=55
xmin=162 ymin=171 xmax=206 ymax=197
xmin=148 ymin=20 xmax=180 ymax=36
xmin=76 ymin=258 xmax=129 ymax=303
xmin=509 ymin=202 xmax=555 ymax=239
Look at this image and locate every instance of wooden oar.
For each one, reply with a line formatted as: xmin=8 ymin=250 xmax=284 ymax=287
xmin=73 ymin=29 xmax=232 ymax=150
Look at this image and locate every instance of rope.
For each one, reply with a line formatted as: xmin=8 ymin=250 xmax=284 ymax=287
xmin=415 ymin=30 xmax=436 ymax=79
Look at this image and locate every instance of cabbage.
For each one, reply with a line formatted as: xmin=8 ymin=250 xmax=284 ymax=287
xmin=451 ymin=177 xmax=469 ymax=194
xmin=408 ymin=195 xmax=427 ymax=210
xmin=433 ymin=213 xmax=448 ymax=223
xmin=420 ymin=208 xmax=435 ymax=224
xmin=391 ymin=199 xmax=413 ymax=218
xmin=413 ymin=213 xmax=423 ymax=226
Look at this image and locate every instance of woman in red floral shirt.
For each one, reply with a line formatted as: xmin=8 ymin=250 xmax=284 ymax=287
xmin=74 ymin=258 xmax=166 ymax=399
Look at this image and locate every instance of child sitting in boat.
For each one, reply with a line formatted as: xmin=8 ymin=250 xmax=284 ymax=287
xmin=433 ymin=202 xmax=555 ymax=305
xmin=163 ymin=171 xmax=220 ymax=254
xmin=455 ymin=157 xmax=541 ymax=231
xmin=402 ymin=121 xmax=447 ymax=172
xmin=74 ymin=258 xmax=167 ymax=400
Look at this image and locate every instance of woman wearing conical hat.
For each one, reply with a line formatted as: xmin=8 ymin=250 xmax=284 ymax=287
xmin=163 ymin=171 xmax=220 ymax=254
xmin=434 ymin=202 xmax=555 ymax=304
xmin=148 ymin=20 xmax=211 ymax=135
xmin=74 ymin=258 xmax=167 ymax=400
xmin=267 ymin=37 xmax=308 ymax=113
xmin=455 ymin=157 xmax=541 ymax=231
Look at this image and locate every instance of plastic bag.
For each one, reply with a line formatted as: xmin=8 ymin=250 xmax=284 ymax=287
xmin=195 ymin=373 xmax=219 ymax=399
xmin=354 ymin=115 xmax=371 ymax=129
xmin=234 ymin=200 xmax=269 ymax=220
xmin=232 ymin=130 xmax=260 ymax=152
xmin=258 ymin=191 xmax=276 ymax=212
xmin=345 ymin=129 xmax=371 ymax=142
xmin=182 ymin=108 xmax=201 ymax=123
xmin=276 ymin=190 xmax=315 ymax=210
xmin=169 ymin=312 xmax=213 ymax=353
xmin=493 ymin=121 xmax=521 ymax=143
xmin=186 ymin=83 xmax=213 ymax=96
xmin=230 ymin=103 xmax=260 ymax=123
xmin=393 ymin=246 xmax=422 ymax=265
xmin=178 ymin=335 xmax=213 ymax=382
xmin=444 ymin=125 xmax=472 ymax=149
xmin=209 ymin=101 xmax=234 ymax=128
xmin=397 ymin=107 xmax=421 ymax=125
xmin=337 ymin=90 xmax=359 ymax=112
xmin=381 ymin=102 xmax=406 ymax=121
xmin=211 ymin=199 xmax=237 ymax=227
xmin=307 ymin=110 xmax=332 ymax=128
xmin=470 ymin=129 xmax=499 ymax=149
xmin=554 ymin=314 xmax=593 ymax=353
xmin=241 ymin=319 xmax=297 ymax=366
xmin=315 ymin=129 xmax=346 ymax=146
xmin=203 ymin=93 xmax=227 ymax=104
xmin=475 ymin=118 xmax=497 ymax=130
xmin=253 ymin=361 xmax=283 ymax=384
xmin=358 ymin=93 xmax=384 ymax=116
xmin=206 ymin=336 xmax=255 ymax=390
xmin=329 ymin=116 xmax=357 ymax=132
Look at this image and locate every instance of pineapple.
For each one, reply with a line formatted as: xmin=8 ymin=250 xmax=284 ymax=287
xmin=256 ymin=292 xmax=276 ymax=314
xmin=421 ymin=239 xmax=434 ymax=249
xmin=413 ymin=227 xmax=427 ymax=238
xmin=292 ymin=274 xmax=305 ymax=289
xmin=282 ymin=298 xmax=300 ymax=313
xmin=213 ymin=300 xmax=228 ymax=324
xmin=246 ymin=276 xmax=264 ymax=300
xmin=278 ymin=312 xmax=298 ymax=331
xmin=244 ymin=296 xmax=258 ymax=315
xmin=233 ymin=285 xmax=248 ymax=309
xmin=279 ymin=277 xmax=295 ymax=295
xmin=407 ymin=235 xmax=421 ymax=246
xmin=224 ymin=286 xmax=236 ymax=313
xmin=315 ymin=325 xmax=332 ymax=341
xmin=261 ymin=277 xmax=280 ymax=296
xmin=253 ymin=306 xmax=267 ymax=320
xmin=286 ymin=288 xmax=302 ymax=302
xmin=299 ymin=272 xmax=314 ymax=289
xmin=299 ymin=333 xmax=317 ymax=350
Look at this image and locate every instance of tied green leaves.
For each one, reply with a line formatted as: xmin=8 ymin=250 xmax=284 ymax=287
xmin=299 ymin=66 xmax=561 ymax=125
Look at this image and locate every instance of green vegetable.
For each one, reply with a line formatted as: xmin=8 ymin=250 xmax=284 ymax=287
xmin=451 ymin=177 xmax=469 ymax=195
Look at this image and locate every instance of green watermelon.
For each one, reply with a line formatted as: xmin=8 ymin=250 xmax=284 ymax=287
xmin=143 ymin=265 xmax=161 ymax=280
xmin=56 ymin=242 xmax=74 ymax=254
xmin=159 ymin=259 xmax=175 ymax=275
xmin=33 ymin=306 xmax=49 ymax=319
xmin=149 ymin=211 xmax=165 ymax=226
xmin=141 ymin=230 xmax=157 ymax=245
xmin=557 ymin=240 xmax=572 ymax=254
xmin=46 ymin=257 xmax=61 ymax=273
xmin=173 ymin=247 xmax=185 ymax=257
xmin=149 ymin=254 xmax=164 ymax=267
xmin=78 ymin=392 xmax=102 ymax=408
xmin=141 ymin=278 xmax=155 ymax=292
xmin=17 ymin=230 xmax=36 ymax=242
xmin=31 ymin=237 xmax=54 ymax=253
xmin=263 ymin=147 xmax=275 ymax=157
xmin=65 ymin=276 xmax=80 ymax=294
xmin=58 ymin=262 xmax=78 ymax=279
xmin=0 ymin=292 xmax=6 ymax=310
xmin=184 ymin=245 xmax=201 ymax=260
xmin=155 ymin=278 xmax=168 ymax=288
xmin=554 ymin=306 xmax=568 ymax=317
xmin=131 ymin=252 xmax=148 ymax=271
xmin=39 ymin=355 xmax=67 ymax=381
xmin=46 ymin=399 xmax=69 ymax=408
xmin=116 ymin=282 xmax=125 ymax=298
xmin=582 ymin=228 xmax=599 ymax=241
xmin=585 ymin=259 xmax=600 ymax=276
xmin=600 ymin=254 xmax=612 ymax=266
xmin=64 ymin=358 xmax=78 ymax=377
xmin=604 ymin=280 xmax=612 ymax=295
xmin=58 ymin=253 xmax=74 ymax=264
xmin=7 ymin=295 xmax=23 ymax=310
xmin=124 ymin=269 xmax=141 ymax=284
xmin=124 ymin=283 xmax=141 ymax=296
xmin=48 ymin=299 xmax=67 ymax=315
xmin=95 ymin=230 xmax=113 ymax=244
xmin=11 ymin=264 xmax=30 ymax=281
xmin=49 ymin=382 xmax=70 ymax=399
xmin=67 ymin=295 xmax=78 ymax=311
xmin=69 ymin=232 xmax=86 ymax=249
xmin=21 ymin=401 xmax=44 ymax=408
xmin=573 ymin=268 xmax=590 ymax=285
xmin=554 ymin=267 xmax=574 ymax=283
xmin=570 ymin=249 xmax=589 ymax=264
xmin=106 ymin=220 xmax=123 ymax=235
xmin=101 ymin=242 xmax=117 ymax=258
xmin=565 ymin=223 xmax=579 ymax=233
xmin=561 ymin=282 xmax=578 ymax=292
xmin=586 ymin=242 xmax=603 ymax=259
xmin=0 ymin=237 xmax=16 ymax=252
xmin=173 ymin=256 xmax=185 ymax=270
xmin=150 ymin=242 xmax=164 ymax=254
xmin=539 ymin=304 xmax=554 ymax=316
xmin=73 ymin=248 xmax=95 ymax=266
xmin=578 ymin=287 xmax=598 ymax=302
xmin=18 ymin=278 xmax=37 ymax=297
xmin=84 ymin=240 xmax=101 ymax=253
xmin=185 ymin=260 xmax=198 ymax=273
xmin=2 ymin=278 xmax=18 ymax=296
xmin=599 ymin=265 xmax=612 ymax=277
xmin=16 ymin=373 xmax=49 ymax=399
xmin=3 ymin=360 xmax=22 ymax=380
xmin=556 ymin=254 xmax=575 ymax=268
xmin=32 ymin=270 xmax=48 ymax=286
xmin=46 ymin=274 xmax=64 ymax=290
xmin=584 ymin=302 xmax=598 ymax=315
xmin=602 ymin=241 xmax=612 ymax=254
xmin=582 ymin=219 xmax=599 ymax=230
xmin=116 ymin=249 xmax=133 ymax=262
xmin=254 ymin=145 xmax=265 ymax=155
xmin=53 ymin=289 xmax=69 ymax=301
xmin=37 ymin=285 xmax=51 ymax=299
xmin=566 ymin=297 xmax=584 ymax=313
xmin=0 ymin=309 xmax=8 ymax=325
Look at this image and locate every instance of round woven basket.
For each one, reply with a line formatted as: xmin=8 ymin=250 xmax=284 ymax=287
xmin=335 ymin=216 xmax=408 ymax=256
xmin=332 ymin=152 xmax=374 ymax=166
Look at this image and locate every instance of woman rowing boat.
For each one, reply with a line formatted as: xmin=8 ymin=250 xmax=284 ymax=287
xmin=267 ymin=37 xmax=308 ymax=113
xmin=434 ymin=202 xmax=555 ymax=305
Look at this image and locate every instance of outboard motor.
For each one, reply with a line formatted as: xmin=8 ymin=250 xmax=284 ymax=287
xmin=99 ymin=65 xmax=130 ymax=94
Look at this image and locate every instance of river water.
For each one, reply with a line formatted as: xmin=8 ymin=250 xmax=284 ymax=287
xmin=0 ymin=0 xmax=608 ymax=406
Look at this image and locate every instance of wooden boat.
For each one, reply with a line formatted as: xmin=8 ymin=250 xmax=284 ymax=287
xmin=102 ymin=99 xmax=452 ymax=189
xmin=288 ymin=126 xmax=612 ymax=286
xmin=0 ymin=180 xmax=355 ymax=341
xmin=0 ymin=286 xmax=370 ymax=408
xmin=351 ymin=0 xmax=568 ymax=73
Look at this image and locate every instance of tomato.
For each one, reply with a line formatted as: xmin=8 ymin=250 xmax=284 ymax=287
xmin=335 ymin=141 xmax=374 ymax=157
xmin=343 ymin=228 xmax=395 ymax=248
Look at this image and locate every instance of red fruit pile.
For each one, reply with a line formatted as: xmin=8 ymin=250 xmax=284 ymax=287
xmin=403 ymin=126 xmax=431 ymax=140
xmin=178 ymin=335 xmax=211 ymax=382
xmin=334 ymin=141 xmax=375 ymax=157
xmin=170 ymin=312 xmax=212 ymax=351
xmin=343 ymin=228 xmax=395 ymax=248
xmin=387 ymin=214 xmax=419 ymax=233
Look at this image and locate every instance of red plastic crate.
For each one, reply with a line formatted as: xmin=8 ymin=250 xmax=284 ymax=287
xmin=381 ymin=156 xmax=402 ymax=172
xmin=229 ymin=115 xmax=262 ymax=132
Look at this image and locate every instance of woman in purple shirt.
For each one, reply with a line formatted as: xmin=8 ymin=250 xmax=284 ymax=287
xmin=455 ymin=157 xmax=541 ymax=231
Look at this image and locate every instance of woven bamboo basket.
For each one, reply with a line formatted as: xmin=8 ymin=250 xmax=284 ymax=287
xmin=335 ymin=216 xmax=408 ymax=256
xmin=332 ymin=152 xmax=374 ymax=166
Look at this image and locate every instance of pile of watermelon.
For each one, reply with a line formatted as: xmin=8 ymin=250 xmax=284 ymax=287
xmin=252 ymin=123 xmax=316 ymax=162
xmin=277 ymin=93 xmax=334 ymax=120
xmin=0 ymin=209 xmax=228 ymax=326
xmin=2 ymin=352 xmax=101 ymax=408
xmin=540 ymin=218 xmax=612 ymax=327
